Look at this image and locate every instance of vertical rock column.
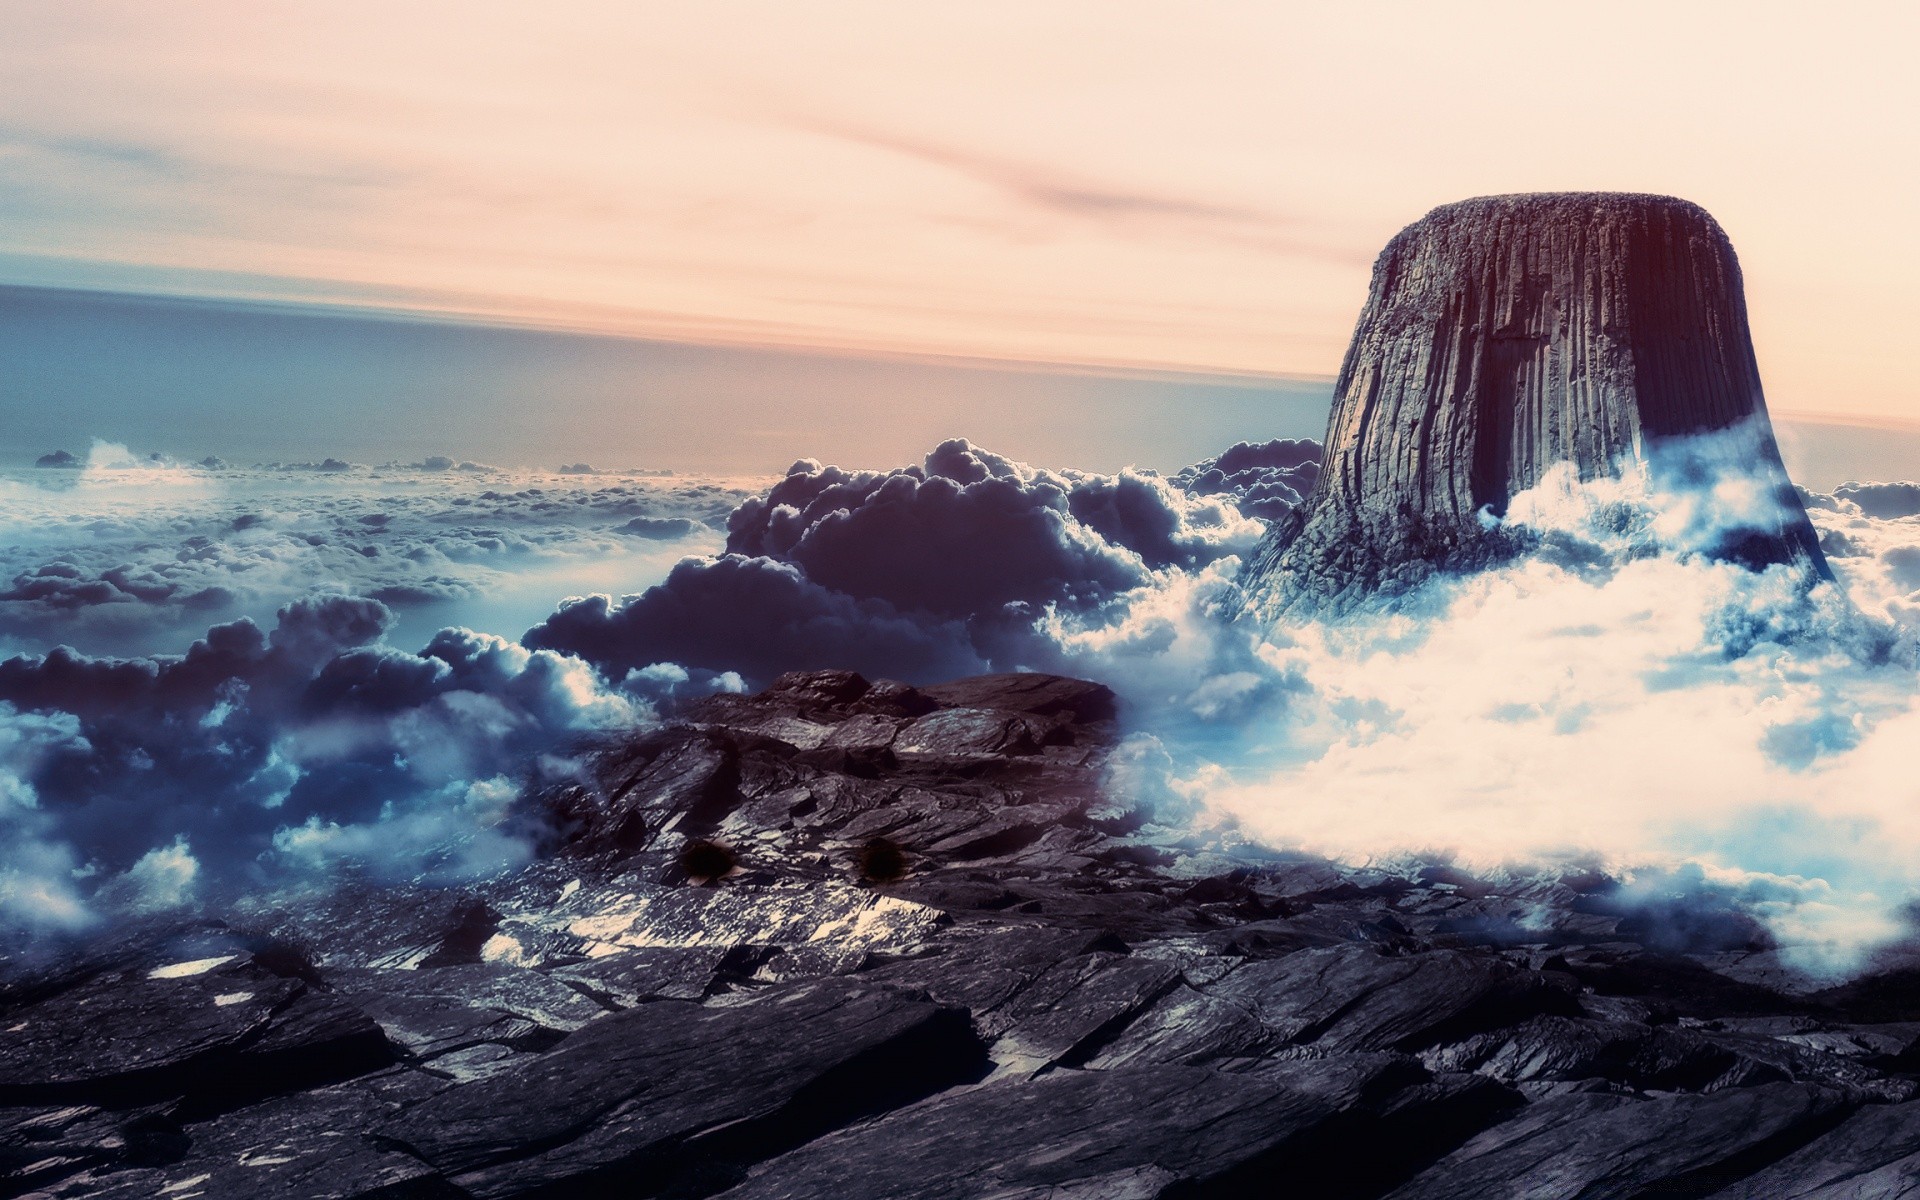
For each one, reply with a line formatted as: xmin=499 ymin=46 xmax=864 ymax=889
xmin=1243 ymin=192 xmax=1826 ymax=617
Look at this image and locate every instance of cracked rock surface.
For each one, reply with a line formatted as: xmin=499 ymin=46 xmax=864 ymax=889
xmin=5 ymin=670 xmax=1919 ymax=1198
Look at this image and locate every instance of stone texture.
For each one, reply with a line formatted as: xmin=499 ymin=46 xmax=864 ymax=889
xmin=29 ymin=1069 xmax=453 ymax=1200
xmin=381 ymin=977 xmax=986 ymax=1198
xmin=323 ymin=964 xmax=603 ymax=1064
xmin=545 ymin=945 xmax=739 ymax=1006
xmin=1716 ymin=1100 xmax=1920 ymax=1197
xmin=1244 ymin=192 xmax=1827 ymax=615
xmin=720 ymin=1054 xmax=1441 ymax=1200
xmin=0 ymin=956 xmax=391 ymax=1111
xmin=1384 ymin=1082 xmax=1854 ymax=1200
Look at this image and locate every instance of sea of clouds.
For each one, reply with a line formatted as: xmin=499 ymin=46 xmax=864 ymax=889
xmin=4 ymin=431 xmax=1919 ymax=979
xmin=0 ymin=441 xmax=754 ymax=658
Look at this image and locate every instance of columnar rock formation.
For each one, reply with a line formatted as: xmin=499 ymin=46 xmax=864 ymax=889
xmin=1244 ymin=192 xmax=1827 ymax=615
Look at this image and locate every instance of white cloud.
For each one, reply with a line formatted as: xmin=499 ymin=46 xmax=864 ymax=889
xmin=1107 ymin=459 xmax=1920 ymax=975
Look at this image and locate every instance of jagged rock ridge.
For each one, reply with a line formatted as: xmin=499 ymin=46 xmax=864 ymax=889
xmin=1245 ymin=192 xmax=1828 ymax=615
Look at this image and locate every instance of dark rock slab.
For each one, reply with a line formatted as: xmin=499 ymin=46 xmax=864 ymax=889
xmin=212 ymin=987 xmax=395 ymax=1109
xmin=987 ymin=952 xmax=1180 ymax=1075
xmin=720 ymin=1053 xmax=1429 ymax=1200
xmin=0 ymin=956 xmax=390 ymax=1109
xmin=12 ymin=669 xmax=1918 ymax=1198
xmin=1084 ymin=982 xmax=1279 ymax=1068
xmin=863 ymin=927 xmax=1121 ymax=1028
xmin=531 ymin=670 xmax=1117 ymax=887
xmin=0 ymin=1103 xmax=184 ymax=1194
xmin=891 ymin=707 xmax=1068 ymax=765
xmin=0 ymin=960 xmax=292 ymax=1100
xmin=1383 ymin=1082 xmax=1854 ymax=1199
xmin=916 ymin=673 xmax=1117 ymax=722
xmin=545 ymin=946 xmax=738 ymax=1006
xmin=1420 ymin=1015 xmax=1737 ymax=1091
xmin=546 ymin=728 xmax=742 ymax=855
xmin=920 ymin=800 xmax=1085 ymax=861
xmin=1716 ymin=1100 xmax=1920 ymax=1198
xmin=1201 ymin=946 xmax=1575 ymax=1053
xmin=1775 ymin=1020 xmax=1920 ymax=1069
xmin=1554 ymin=945 xmax=1815 ymax=1022
xmin=1696 ymin=1027 xmax=1919 ymax=1100
xmin=30 ymin=1068 xmax=454 ymax=1200
xmin=236 ymin=887 xmax=503 ymax=971
xmin=324 ymin=965 xmax=603 ymax=1064
xmin=694 ymin=670 xmax=933 ymax=724
xmin=381 ymin=977 xmax=988 ymax=1198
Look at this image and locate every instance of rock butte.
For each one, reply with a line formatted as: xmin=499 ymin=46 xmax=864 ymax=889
xmin=1245 ymin=192 xmax=1828 ymax=616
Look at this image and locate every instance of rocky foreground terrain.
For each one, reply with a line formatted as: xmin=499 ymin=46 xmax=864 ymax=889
xmin=4 ymin=670 xmax=1919 ymax=1198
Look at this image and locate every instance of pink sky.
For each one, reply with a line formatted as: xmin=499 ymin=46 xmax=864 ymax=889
xmin=1 ymin=2 xmax=1915 ymax=423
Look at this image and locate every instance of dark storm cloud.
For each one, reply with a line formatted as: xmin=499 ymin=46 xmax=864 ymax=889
xmin=4 ymin=447 xmax=1279 ymax=934
xmin=0 ymin=562 xmax=234 ymax=612
xmin=0 ymin=563 xmax=241 ymax=652
xmin=617 ymin=516 xmax=700 ymax=539
xmin=528 ymin=439 xmax=1267 ymax=688
xmin=1834 ymin=481 xmax=1920 ymax=520
xmin=727 ymin=438 xmax=1250 ymax=614
xmin=1173 ymin=438 xmax=1322 ymax=521
xmin=526 ymin=555 xmax=986 ymax=685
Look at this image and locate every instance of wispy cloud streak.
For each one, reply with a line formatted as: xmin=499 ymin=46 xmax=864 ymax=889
xmin=792 ymin=117 xmax=1367 ymax=264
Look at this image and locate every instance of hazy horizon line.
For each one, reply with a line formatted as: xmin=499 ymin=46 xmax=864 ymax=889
xmin=11 ymin=275 xmax=1918 ymax=441
xmin=0 ymin=271 xmax=1336 ymax=393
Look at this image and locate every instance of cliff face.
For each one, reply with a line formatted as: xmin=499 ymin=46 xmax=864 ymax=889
xmin=1244 ymin=192 xmax=1827 ymax=615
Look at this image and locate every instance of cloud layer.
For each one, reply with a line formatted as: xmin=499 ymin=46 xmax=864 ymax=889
xmin=0 ymin=441 xmax=755 ymax=656
xmin=8 ymin=431 xmax=1920 ymax=980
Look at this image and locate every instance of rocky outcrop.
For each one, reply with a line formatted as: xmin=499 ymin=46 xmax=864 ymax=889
xmin=1382 ymin=1083 xmax=1855 ymax=1200
xmin=1715 ymin=1100 xmax=1920 ymax=1197
xmin=383 ymin=977 xmax=986 ymax=1198
xmin=5 ymin=671 xmax=1919 ymax=1198
xmin=1244 ymin=192 xmax=1828 ymax=616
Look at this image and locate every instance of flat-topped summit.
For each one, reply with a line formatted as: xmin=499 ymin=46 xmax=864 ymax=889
xmin=1244 ymin=191 xmax=1827 ymax=615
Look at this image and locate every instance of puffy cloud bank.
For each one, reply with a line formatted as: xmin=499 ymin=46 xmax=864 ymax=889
xmin=1173 ymin=437 xmax=1321 ymax=522
xmin=0 ymin=595 xmax=654 ymax=934
xmin=527 ymin=438 xmax=1275 ymax=685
